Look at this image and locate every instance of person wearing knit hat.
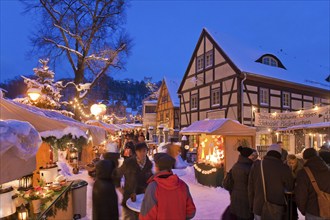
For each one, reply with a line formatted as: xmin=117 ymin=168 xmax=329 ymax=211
xmin=249 ymin=143 xmax=294 ymax=219
xmin=237 ymin=146 xmax=254 ymax=158
xmin=140 ymin=152 xmax=196 ymax=220
xmin=267 ymin=143 xmax=282 ymax=155
xmin=223 ymin=146 xmax=254 ymax=219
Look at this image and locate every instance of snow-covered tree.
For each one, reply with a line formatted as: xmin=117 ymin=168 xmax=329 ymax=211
xmin=15 ymin=59 xmax=63 ymax=109
xmin=23 ymin=0 xmax=131 ymax=102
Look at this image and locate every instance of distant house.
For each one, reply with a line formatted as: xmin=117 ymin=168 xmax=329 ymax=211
xmin=156 ymin=78 xmax=180 ymax=136
xmin=142 ymin=91 xmax=159 ymax=135
xmin=178 ymin=28 xmax=329 ymax=153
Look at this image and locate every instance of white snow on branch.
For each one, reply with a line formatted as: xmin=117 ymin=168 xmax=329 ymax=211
xmin=44 ymin=37 xmax=83 ymax=58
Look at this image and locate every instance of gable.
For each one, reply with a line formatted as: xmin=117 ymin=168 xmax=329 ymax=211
xmin=178 ymin=28 xmax=240 ymax=93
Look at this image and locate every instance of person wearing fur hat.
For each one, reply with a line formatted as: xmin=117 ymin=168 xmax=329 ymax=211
xmin=224 ymin=146 xmax=255 ymax=220
xmin=295 ymin=148 xmax=330 ymax=219
xmin=248 ymin=144 xmax=294 ymax=220
xmin=139 ymin=153 xmax=196 ymax=220
xmin=114 ymin=142 xmax=153 ymax=220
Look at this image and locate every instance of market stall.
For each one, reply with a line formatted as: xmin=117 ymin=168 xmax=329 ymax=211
xmin=180 ymin=118 xmax=256 ymax=187
xmin=277 ymin=122 xmax=330 ymax=153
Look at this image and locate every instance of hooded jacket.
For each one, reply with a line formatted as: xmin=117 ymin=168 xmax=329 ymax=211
xmin=92 ymin=160 xmax=118 ymax=220
xmin=139 ymin=171 xmax=196 ymax=220
xmin=295 ymin=156 xmax=330 ymax=217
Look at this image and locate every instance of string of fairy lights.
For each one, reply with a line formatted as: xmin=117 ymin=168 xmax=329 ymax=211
xmin=69 ymin=98 xmax=131 ymax=122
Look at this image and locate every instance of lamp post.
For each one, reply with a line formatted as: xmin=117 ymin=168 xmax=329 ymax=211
xmin=90 ymin=103 xmax=107 ymax=120
xmin=27 ymin=88 xmax=41 ymax=102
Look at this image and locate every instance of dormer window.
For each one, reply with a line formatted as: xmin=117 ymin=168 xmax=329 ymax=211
xmin=262 ymin=56 xmax=278 ymax=67
xmin=255 ymin=54 xmax=286 ymax=69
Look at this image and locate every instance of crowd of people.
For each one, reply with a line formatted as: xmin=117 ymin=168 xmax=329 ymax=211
xmin=93 ymin=129 xmax=330 ymax=220
xmin=224 ymin=142 xmax=330 ymax=220
xmin=92 ymin=133 xmax=196 ymax=220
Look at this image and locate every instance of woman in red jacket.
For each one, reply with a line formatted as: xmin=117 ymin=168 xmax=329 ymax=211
xmin=140 ymin=152 xmax=196 ymax=220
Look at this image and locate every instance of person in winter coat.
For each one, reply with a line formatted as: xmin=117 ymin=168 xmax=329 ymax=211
xmin=228 ymin=146 xmax=254 ymax=220
xmin=121 ymin=134 xmax=136 ymax=160
xmin=295 ymin=148 xmax=330 ymax=220
xmin=139 ymin=153 xmax=196 ymax=220
xmin=286 ymin=154 xmax=304 ymax=220
xmin=248 ymin=144 xmax=294 ymax=220
xmin=318 ymin=143 xmax=330 ymax=165
xmin=114 ymin=142 xmax=153 ymax=220
xmin=277 ymin=141 xmax=288 ymax=162
xmin=92 ymin=160 xmax=119 ymax=220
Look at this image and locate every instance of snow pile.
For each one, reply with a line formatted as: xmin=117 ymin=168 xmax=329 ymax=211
xmin=40 ymin=126 xmax=87 ymax=139
xmin=0 ymin=120 xmax=41 ymax=160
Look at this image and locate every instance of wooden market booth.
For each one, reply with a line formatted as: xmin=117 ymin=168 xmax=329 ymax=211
xmin=0 ymin=97 xmax=107 ymax=219
xmin=181 ymin=118 xmax=256 ymax=187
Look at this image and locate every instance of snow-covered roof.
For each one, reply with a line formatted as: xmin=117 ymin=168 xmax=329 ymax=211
xmin=143 ymin=100 xmax=158 ymax=104
xmin=205 ymin=28 xmax=329 ymax=90
xmin=164 ymin=77 xmax=180 ymax=107
xmin=0 ymin=120 xmax=41 ymax=184
xmin=277 ymin=122 xmax=330 ymax=131
xmin=0 ymin=98 xmax=106 ymax=145
xmin=180 ymin=118 xmax=256 ymax=136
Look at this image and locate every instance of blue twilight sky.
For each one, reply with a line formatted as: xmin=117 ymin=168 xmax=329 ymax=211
xmin=0 ymin=1 xmax=329 ymax=84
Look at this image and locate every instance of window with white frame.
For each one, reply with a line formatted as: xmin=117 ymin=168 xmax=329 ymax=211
xmin=260 ymin=88 xmax=269 ymax=106
xmin=211 ymin=88 xmax=220 ymax=106
xmin=205 ymin=50 xmax=213 ymax=68
xmin=191 ymin=95 xmax=198 ymax=110
xmin=282 ymin=92 xmax=290 ymax=108
xmin=262 ymin=56 xmax=278 ymax=67
xmin=314 ymin=97 xmax=321 ymax=105
xmin=196 ymin=55 xmax=204 ymax=71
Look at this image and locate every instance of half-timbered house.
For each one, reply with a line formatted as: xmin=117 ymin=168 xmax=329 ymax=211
xmin=156 ymin=78 xmax=180 ymax=138
xmin=178 ymin=28 xmax=329 ymax=153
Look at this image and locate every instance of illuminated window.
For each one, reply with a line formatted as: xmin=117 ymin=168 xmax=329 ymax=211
xmin=191 ymin=95 xmax=198 ymax=110
xmin=211 ymin=88 xmax=220 ymax=106
xmin=282 ymin=92 xmax=290 ymax=108
xmin=260 ymin=88 xmax=269 ymax=106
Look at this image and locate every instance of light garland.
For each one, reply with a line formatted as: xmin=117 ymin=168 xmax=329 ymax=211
xmin=193 ymin=164 xmax=218 ymax=175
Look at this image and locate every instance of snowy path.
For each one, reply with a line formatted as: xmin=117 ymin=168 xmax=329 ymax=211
xmin=67 ymin=165 xmax=302 ymax=220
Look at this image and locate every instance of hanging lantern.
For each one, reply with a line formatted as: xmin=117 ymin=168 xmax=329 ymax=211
xmin=18 ymin=174 xmax=33 ymax=191
xmin=17 ymin=204 xmax=28 ymax=220
xmin=90 ymin=103 xmax=107 ymax=117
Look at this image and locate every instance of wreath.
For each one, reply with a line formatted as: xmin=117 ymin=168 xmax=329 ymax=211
xmin=42 ymin=134 xmax=87 ymax=152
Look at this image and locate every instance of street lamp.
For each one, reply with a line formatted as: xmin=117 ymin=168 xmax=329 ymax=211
xmin=27 ymin=88 xmax=41 ymax=102
xmin=90 ymin=103 xmax=107 ymax=118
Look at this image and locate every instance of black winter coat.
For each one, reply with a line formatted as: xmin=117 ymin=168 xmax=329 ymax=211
xmin=295 ymin=156 xmax=330 ymax=217
xmin=248 ymin=154 xmax=294 ymax=216
xmin=230 ymin=155 xmax=254 ymax=219
xmin=114 ymin=156 xmax=153 ymax=207
xmin=319 ymin=149 xmax=330 ymax=165
xmin=92 ymin=160 xmax=119 ymax=220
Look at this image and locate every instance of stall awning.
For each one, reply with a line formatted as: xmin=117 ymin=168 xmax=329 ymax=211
xmin=0 ymin=98 xmax=106 ymax=145
xmin=277 ymin=122 xmax=330 ymax=132
xmin=180 ymin=118 xmax=256 ymax=136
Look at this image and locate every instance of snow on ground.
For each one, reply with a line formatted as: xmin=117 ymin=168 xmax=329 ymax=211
xmin=64 ymin=163 xmax=302 ymax=220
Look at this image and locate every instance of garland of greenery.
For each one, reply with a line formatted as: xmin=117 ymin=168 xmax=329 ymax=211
xmin=42 ymin=134 xmax=88 ymax=152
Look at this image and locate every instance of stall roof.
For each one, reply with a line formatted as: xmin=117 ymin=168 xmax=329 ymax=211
xmin=0 ymin=97 xmax=106 ymax=145
xmin=277 ymin=122 xmax=330 ymax=131
xmin=86 ymin=120 xmax=119 ymax=134
xmin=180 ymin=118 xmax=256 ymax=136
